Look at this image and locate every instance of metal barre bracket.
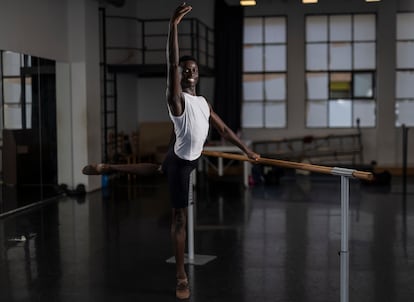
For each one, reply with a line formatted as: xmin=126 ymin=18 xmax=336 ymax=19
xmin=331 ymin=167 xmax=356 ymax=178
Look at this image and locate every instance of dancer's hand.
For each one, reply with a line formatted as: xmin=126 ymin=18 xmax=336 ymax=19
xmin=246 ymin=150 xmax=260 ymax=162
xmin=171 ymin=2 xmax=192 ymax=25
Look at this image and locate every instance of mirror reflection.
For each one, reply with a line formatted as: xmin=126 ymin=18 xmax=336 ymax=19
xmin=0 ymin=50 xmax=59 ymax=215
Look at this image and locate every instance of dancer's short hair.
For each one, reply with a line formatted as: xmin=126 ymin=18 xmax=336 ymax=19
xmin=179 ymin=55 xmax=198 ymax=65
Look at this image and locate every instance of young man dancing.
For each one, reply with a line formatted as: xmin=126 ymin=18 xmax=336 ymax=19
xmin=83 ymin=2 xmax=259 ymax=299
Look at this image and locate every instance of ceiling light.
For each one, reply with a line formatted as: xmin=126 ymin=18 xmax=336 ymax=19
xmin=365 ymin=0 xmax=381 ymax=2
xmin=240 ymin=0 xmax=256 ymax=6
xmin=302 ymin=0 xmax=318 ymax=3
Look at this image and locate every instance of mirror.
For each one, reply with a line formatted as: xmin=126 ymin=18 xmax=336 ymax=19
xmin=0 ymin=50 xmax=59 ymax=216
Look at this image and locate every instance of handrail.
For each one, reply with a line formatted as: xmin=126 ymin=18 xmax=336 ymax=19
xmin=202 ymin=150 xmax=374 ymax=181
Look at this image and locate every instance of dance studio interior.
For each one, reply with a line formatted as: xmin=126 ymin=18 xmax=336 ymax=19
xmin=1 ymin=0 xmax=414 ymax=301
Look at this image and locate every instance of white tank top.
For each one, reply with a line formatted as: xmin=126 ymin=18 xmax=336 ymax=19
xmin=168 ymin=92 xmax=211 ymax=160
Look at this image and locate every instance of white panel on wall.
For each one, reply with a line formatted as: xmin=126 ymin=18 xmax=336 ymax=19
xmin=265 ymin=17 xmax=285 ymax=43
xmin=329 ymin=15 xmax=352 ymax=41
xmin=306 ymin=15 xmax=328 ymax=42
xmin=329 ymin=99 xmax=352 ymax=127
xmin=329 ymin=42 xmax=352 ymax=70
xmin=265 ymin=102 xmax=286 ymax=127
xmin=354 ymin=14 xmax=376 ymax=41
xmin=353 ymin=100 xmax=376 ymax=127
xmin=307 ymin=72 xmax=328 ymax=100
xmin=397 ymin=42 xmax=414 ymax=69
xmin=397 ymin=12 xmax=414 ymax=40
xmin=243 ymin=74 xmax=263 ymax=101
xmin=244 ymin=18 xmax=263 ymax=44
xmin=306 ymin=43 xmax=328 ymax=70
xmin=243 ymin=45 xmax=263 ymax=72
xmin=265 ymin=45 xmax=286 ymax=71
xmin=307 ymin=100 xmax=327 ymax=127
xmin=265 ymin=74 xmax=285 ymax=100
xmin=354 ymin=42 xmax=376 ymax=69
xmin=243 ymin=102 xmax=263 ymax=127
xmin=396 ymin=71 xmax=414 ymax=98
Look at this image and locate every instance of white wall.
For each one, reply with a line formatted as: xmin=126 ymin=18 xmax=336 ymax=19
xmin=0 ymin=0 xmax=69 ymax=61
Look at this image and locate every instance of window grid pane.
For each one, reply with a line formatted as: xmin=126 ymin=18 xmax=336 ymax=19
xmin=306 ymin=15 xmax=328 ymax=42
xmin=243 ymin=102 xmax=263 ymax=128
xmin=265 ymin=102 xmax=286 ymax=127
xmin=354 ymin=42 xmax=376 ymax=69
xmin=353 ymin=100 xmax=376 ymax=127
xmin=264 ymin=73 xmax=286 ymax=100
xmin=307 ymin=100 xmax=328 ymax=127
xmin=397 ymin=42 xmax=414 ymax=69
xmin=329 ymin=99 xmax=352 ymax=127
xmin=243 ymin=45 xmax=263 ymax=72
xmin=329 ymin=42 xmax=352 ymax=70
xmin=306 ymin=13 xmax=376 ymax=128
xmin=244 ymin=18 xmax=263 ymax=44
xmin=307 ymin=72 xmax=328 ymax=100
xmin=307 ymin=43 xmax=328 ymax=70
xmin=353 ymin=14 xmax=376 ymax=41
xmin=329 ymin=15 xmax=352 ymax=41
xmin=265 ymin=17 xmax=286 ymax=43
xmin=265 ymin=45 xmax=286 ymax=71
xmin=243 ymin=74 xmax=264 ymax=101
xmin=396 ymin=100 xmax=414 ymax=127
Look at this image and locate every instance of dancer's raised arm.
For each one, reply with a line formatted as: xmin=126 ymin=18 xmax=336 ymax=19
xmin=166 ymin=3 xmax=192 ymax=116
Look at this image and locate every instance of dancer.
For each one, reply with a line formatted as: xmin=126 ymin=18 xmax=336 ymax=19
xmin=83 ymin=2 xmax=260 ymax=299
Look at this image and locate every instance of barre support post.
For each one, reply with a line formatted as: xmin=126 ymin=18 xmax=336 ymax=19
xmin=340 ymin=175 xmax=350 ymax=302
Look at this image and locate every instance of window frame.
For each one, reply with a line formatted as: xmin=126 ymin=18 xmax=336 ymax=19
xmin=242 ymin=15 xmax=288 ymax=129
xmin=305 ymin=13 xmax=377 ymax=129
xmin=395 ymin=12 xmax=414 ymax=127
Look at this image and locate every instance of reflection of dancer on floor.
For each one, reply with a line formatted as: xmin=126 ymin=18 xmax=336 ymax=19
xmin=83 ymin=2 xmax=260 ymax=299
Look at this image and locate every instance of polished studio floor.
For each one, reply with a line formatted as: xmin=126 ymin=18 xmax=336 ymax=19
xmin=0 ymin=170 xmax=413 ymax=302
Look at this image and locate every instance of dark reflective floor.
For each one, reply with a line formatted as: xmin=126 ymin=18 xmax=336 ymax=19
xmin=0 ymin=172 xmax=413 ymax=302
xmin=0 ymin=184 xmax=61 ymax=215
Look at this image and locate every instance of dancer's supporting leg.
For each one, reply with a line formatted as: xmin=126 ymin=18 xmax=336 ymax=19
xmin=82 ymin=163 xmax=161 ymax=176
xmin=172 ymin=208 xmax=190 ymax=299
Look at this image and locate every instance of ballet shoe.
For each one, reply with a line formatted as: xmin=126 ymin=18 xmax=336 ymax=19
xmin=82 ymin=163 xmax=110 ymax=175
xmin=176 ymin=278 xmax=190 ymax=300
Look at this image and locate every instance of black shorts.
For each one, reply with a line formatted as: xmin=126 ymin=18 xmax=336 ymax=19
xmin=161 ymin=149 xmax=198 ymax=209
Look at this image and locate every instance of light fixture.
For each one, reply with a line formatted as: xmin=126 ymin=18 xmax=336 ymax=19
xmin=240 ymin=0 xmax=256 ymax=6
xmin=365 ymin=0 xmax=381 ymax=2
xmin=302 ymin=0 xmax=318 ymax=3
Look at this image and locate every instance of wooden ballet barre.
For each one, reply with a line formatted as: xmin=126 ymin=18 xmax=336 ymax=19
xmin=201 ymin=150 xmax=374 ymax=181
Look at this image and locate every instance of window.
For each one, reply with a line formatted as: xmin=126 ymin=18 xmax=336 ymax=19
xmin=305 ymin=14 xmax=376 ymax=128
xmin=1 ymin=51 xmax=33 ymax=129
xmin=396 ymin=12 xmax=414 ymax=127
xmin=242 ymin=16 xmax=287 ymax=128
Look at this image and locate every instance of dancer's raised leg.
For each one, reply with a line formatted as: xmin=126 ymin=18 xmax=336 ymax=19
xmin=82 ymin=163 xmax=161 ymax=176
